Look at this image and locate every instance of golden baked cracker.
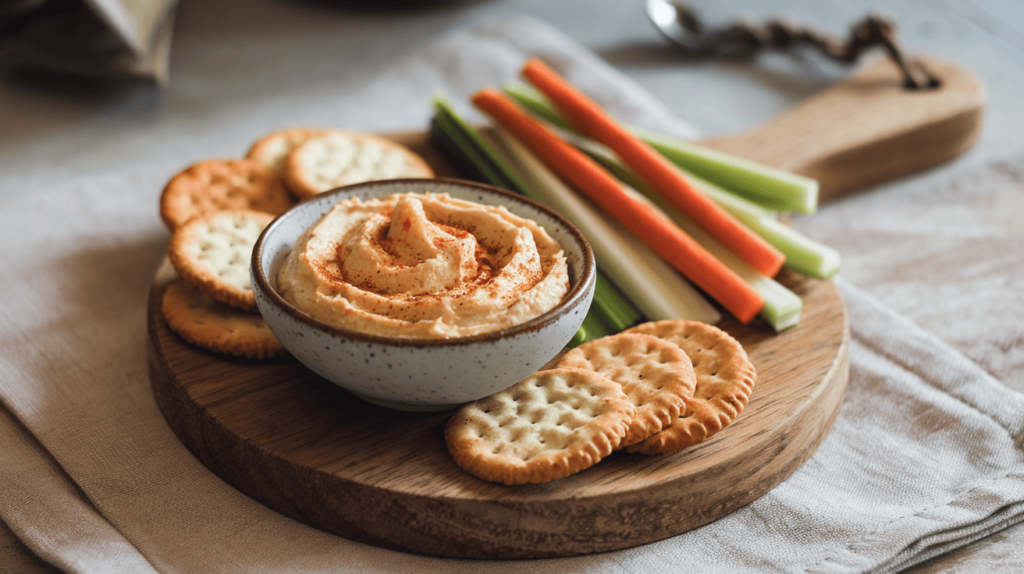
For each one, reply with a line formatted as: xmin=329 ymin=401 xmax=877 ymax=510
xmin=445 ymin=368 xmax=635 ymax=485
xmin=168 ymin=209 xmax=273 ymax=311
xmin=162 ymin=279 xmax=286 ymax=360
xmin=160 ymin=159 xmax=295 ymax=230
xmin=246 ymin=127 xmax=326 ymax=180
xmin=557 ymin=333 xmax=695 ymax=447
xmin=283 ymin=130 xmax=434 ymax=199
xmin=623 ymin=320 xmax=756 ymax=455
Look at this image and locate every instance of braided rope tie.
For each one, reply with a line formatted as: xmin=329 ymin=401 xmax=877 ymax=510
xmin=653 ymin=2 xmax=940 ymax=90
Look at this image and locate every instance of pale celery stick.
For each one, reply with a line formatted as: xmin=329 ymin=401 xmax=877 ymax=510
xmin=742 ymin=217 xmax=840 ymax=279
xmin=503 ymin=82 xmax=819 ymax=215
xmin=636 ymin=130 xmax=819 ymax=215
xmin=620 ymin=183 xmax=802 ymax=331
xmin=570 ymin=134 xmax=777 ymax=220
xmin=484 ymin=126 xmax=722 ymax=325
xmin=673 ymin=212 xmax=802 ymax=331
xmin=503 ymin=82 xmax=576 ymax=130
xmin=579 ymin=138 xmax=840 ymax=280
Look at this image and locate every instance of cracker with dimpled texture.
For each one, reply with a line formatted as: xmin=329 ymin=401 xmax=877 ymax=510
xmin=445 ymin=368 xmax=635 ymax=485
xmin=160 ymin=159 xmax=294 ymax=230
xmin=246 ymin=128 xmax=326 ymax=186
xmin=162 ymin=279 xmax=286 ymax=360
xmin=168 ymin=209 xmax=273 ymax=311
xmin=283 ymin=130 xmax=434 ymax=199
xmin=557 ymin=333 xmax=695 ymax=447
xmin=623 ymin=320 xmax=756 ymax=455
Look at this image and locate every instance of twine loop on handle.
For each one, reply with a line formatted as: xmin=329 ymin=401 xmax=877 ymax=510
xmin=648 ymin=1 xmax=940 ymax=90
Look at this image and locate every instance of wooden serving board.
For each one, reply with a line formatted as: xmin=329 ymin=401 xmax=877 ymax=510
xmin=148 ymin=56 xmax=983 ymax=559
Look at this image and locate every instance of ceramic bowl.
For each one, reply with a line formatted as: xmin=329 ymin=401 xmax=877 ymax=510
xmin=251 ymin=178 xmax=596 ymax=412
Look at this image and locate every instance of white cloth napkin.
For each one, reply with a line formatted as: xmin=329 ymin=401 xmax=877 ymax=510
xmin=1 ymin=17 xmax=1021 ymax=574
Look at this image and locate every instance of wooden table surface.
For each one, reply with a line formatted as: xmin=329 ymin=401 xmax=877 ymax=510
xmin=2 ymin=0 xmax=1022 ymax=571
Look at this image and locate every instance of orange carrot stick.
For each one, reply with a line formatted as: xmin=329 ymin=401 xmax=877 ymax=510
xmin=472 ymin=89 xmax=764 ymax=323
xmin=521 ymin=58 xmax=786 ymax=278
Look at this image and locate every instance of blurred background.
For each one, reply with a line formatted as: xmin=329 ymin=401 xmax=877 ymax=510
xmin=1 ymin=0 xmax=1021 ymax=201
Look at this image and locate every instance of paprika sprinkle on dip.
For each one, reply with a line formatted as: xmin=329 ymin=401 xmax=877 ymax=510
xmin=276 ymin=192 xmax=569 ymax=338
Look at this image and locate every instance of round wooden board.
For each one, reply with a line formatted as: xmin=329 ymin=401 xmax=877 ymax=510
xmin=148 ymin=131 xmax=849 ymax=558
xmin=148 ymin=265 xmax=847 ymax=560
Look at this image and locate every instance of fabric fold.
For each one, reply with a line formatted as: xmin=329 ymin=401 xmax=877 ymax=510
xmin=0 ymin=407 xmax=158 ymax=574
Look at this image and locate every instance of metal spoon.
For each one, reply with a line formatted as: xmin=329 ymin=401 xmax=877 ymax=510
xmin=643 ymin=0 xmax=757 ymax=58
xmin=644 ymin=0 xmax=713 ymax=51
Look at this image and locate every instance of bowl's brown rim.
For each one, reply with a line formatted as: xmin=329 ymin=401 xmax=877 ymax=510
xmin=252 ymin=177 xmax=596 ymax=349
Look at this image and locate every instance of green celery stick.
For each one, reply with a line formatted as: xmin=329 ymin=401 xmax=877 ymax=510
xmin=431 ymin=114 xmax=516 ymax=190
xmin=581 ymin=139 xmax=840 ymax=281
xmin=481 ymin=124 xmax=721 ymax=325
xmin=580 ymin=139 xmax=803 ymax=330
xmin=568 ymin=312 xmax=611 ymax=348
xmin=430 ymin=96 xmax=644 ymax=339
xmin=503 ymin=82 xmax=576 ymax=130
xmin=503 ymin=82 xmax=819 ymax=214
xmin=621 ymin=181 xmax=803 ymax=331
xmin=638 ymin=129 xmax=818 ymax=215
xmin=667 ymin=201 xmax=803 ymax=332
xmin=432 ymin=94 xmax=531 ymax=193
xmin=745 ymin=217 xmax=840 ymax=279
xmin=593 ymin=272 xmax=643 ymax=332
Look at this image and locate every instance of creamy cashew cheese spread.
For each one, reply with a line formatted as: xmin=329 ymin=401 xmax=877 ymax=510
xmin=276 ymin=192 xmax=570 ymax=338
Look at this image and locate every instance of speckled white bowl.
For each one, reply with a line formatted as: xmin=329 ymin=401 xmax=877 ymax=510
xmin=251 ymin=178 xmax=596 ymax=412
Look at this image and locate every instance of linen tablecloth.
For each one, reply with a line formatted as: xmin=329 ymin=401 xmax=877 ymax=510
xmin=1 ymin=17 xmax=1022 ymax=574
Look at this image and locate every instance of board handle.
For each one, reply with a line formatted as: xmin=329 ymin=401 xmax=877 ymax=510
xmin=703 ymin=57 xmax=986 ymax=202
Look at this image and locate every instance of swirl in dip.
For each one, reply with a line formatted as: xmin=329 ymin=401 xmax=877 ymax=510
xmin=276 ymin=192 xmax=570 ymax=338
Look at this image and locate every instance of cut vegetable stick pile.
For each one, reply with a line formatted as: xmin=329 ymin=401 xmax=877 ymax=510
xmin=483 ymin=125 xmax=722 ymax=326
xmin=520 ymin=60 xmax=786 ymax=279
xmin=432 ymin=95 xmax=644 ymax=344
xmin=472 ymin=88 xmax=765 ymax=325
xmin=502 ymin=82 xmax=821 ymax=216
xmin=429 ymin=58 xmax=841 ymax=342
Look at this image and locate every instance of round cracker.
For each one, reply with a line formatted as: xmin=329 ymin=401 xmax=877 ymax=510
xmin=445 ymin=368 xmax=635 ymax=486
xmin=168 ymin=209 xmax=273 ymax=311
xmin=160 ymin=158 xmax=295 ymax=230
xmin=557 ymin=333 xmax=696 ymax=447
xmin=283 ymin=130 xmax=434 ymax=199
xmin=246 ymin=127 xmax=327 ymax=180
xmin=623 ymin=320 xmax=756 ymax=455
xmin=161 ymin=279 xmax=286 ymax=360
